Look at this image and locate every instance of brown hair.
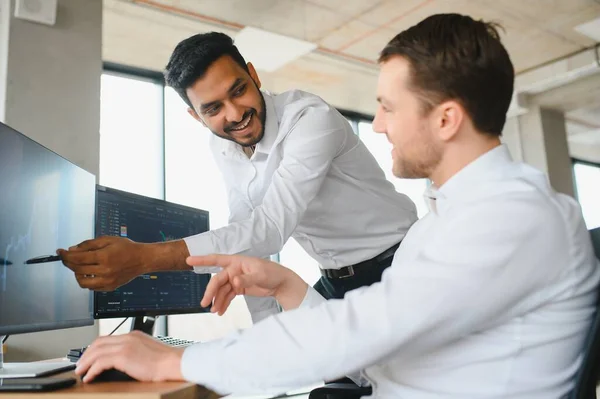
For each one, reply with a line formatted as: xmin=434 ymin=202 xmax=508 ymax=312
xmin=379 ymin=13 xmax=514 ymax=136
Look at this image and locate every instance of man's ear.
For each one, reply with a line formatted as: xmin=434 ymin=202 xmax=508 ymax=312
xmin=187 ymin=107 xmax=206 ymax=127
xmin=247 ymin=62 xmax=262 ymax=89
xmin=435 ymin=100 xmax=464 ymax=142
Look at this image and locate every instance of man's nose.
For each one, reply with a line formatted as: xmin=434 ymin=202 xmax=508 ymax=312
xmin=372 ymin=109 xmax=386 ymax=134
xmin=224 ymin=102 xmax=244 ymax=124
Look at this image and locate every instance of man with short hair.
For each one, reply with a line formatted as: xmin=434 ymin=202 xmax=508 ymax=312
xmin=60 ymin=32 xmax=418 ymax=320
xmin=75 ymin=14 xmax=599 ymax=398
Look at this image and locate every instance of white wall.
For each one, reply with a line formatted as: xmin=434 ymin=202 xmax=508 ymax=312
xmin=0 ymin=0 xmax=102 ymax=361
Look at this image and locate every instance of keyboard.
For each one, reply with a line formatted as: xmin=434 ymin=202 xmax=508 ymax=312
xmin=67 ymin=336 xmax=198 ymax=362
xmin=155 ymin=336 xmax=197 ymax=347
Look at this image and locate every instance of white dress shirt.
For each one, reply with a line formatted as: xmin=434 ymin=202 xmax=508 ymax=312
xmin=183 ymin=90 xmax=417 ymax=268
xmin=184 ymin=90 xmax=417 ymax=321
xmin=180 ymin=145 xmax=600 ymax=398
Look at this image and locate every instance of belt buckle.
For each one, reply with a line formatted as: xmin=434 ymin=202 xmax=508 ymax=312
xmin=338 ymin=265 xmax=355 ymax=279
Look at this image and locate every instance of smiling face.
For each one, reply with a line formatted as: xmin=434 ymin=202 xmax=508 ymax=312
xmin=186 ymin=55 xmax=267 ymax=147
xmin=372 ymin=56 xmax=443 ymax=179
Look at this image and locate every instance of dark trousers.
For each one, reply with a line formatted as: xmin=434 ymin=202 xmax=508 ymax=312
xmin=313 ymin=253 xmax=394 ymax=300
xmin=311 ymin=252 xmax=393 ymax=393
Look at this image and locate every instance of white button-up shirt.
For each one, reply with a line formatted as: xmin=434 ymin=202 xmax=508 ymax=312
xmin=183 ymin=90 xmax=417 ymax=269
xmin=180 ymin=145 xmax=600 ymax=398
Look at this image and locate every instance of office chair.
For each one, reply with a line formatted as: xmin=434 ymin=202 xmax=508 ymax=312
xmin=310 ymin=228 xmax=600 ymax=399
xmin=308 ymin=377 xmax=371 ymax=399
xmin=569 ymin=227 xmax=600 ymax=399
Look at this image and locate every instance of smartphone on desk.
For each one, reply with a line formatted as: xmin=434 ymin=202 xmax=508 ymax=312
xmin=0 ymin=377 xmax=76 ymax=392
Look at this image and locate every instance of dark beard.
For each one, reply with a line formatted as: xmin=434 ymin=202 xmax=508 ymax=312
xmin=210 ymin=88 xmax=267 ymax=148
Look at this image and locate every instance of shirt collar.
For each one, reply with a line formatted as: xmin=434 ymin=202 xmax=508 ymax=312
xmin=423 ymin=185 xmax=442 ymax=214
xmin=254 ymin=91 xmax=279 ymax=155
xmin=425 ymin=144 xmax=512 ymax=215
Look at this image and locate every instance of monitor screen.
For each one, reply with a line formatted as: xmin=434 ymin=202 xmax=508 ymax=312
xmin=0 ymin=122 xmax=95 ymax=335
xmin=94 ymin=186 xmax=211 ymax=318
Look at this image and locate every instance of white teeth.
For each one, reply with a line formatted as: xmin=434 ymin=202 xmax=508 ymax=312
xmin=232 ymin=114 xmax=252 ymax=131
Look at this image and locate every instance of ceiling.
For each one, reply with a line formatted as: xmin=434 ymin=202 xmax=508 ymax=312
xmin=124 ymin=0 xmax=600 ymax=72
xmin=102 ymin=0 xmax=600 ymax=162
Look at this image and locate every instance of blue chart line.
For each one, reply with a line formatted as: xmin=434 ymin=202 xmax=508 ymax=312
xmin=2 ymin=201 xmax=36 ymax=292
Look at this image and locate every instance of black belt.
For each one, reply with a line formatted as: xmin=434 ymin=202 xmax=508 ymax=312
xmin=321 ymin=242 xmax=401 ymax=279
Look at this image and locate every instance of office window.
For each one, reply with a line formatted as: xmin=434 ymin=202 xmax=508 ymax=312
xmin=573 ymin=161 xmax=600 ymax=229
xmin=358 ymin=121 xmax=429 ymax=217
xmin=99 ymin=73 xmax=164 ymax=199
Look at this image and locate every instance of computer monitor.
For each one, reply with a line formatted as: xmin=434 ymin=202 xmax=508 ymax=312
xmin=0 ymin=122 xmax=95 ymax=377
xmin=94 ymin=185 xmax=211 ymax=335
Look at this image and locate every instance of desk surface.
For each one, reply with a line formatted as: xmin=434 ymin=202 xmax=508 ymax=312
xmin=6 ymin=369 xmax=221 ymax=399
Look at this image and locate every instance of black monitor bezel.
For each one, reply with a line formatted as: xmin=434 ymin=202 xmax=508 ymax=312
xmin=0 ymin=121 xmax=95 ymax=335
xmin=93 ymin=184 xmax=211 ymax=319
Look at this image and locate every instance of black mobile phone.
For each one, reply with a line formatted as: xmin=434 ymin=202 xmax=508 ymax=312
xmin=0 ymin=377 xmax=77 ymax=392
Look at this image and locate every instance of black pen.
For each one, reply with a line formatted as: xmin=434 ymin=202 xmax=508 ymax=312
xmin=25 ymin=255 xmax=62 ymax=264
xmin=0 ymin=258 xmax=12 ymax=265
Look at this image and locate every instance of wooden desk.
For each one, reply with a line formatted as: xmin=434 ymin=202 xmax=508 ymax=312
xmin=4 ymin=369 xmax=221 ymax=399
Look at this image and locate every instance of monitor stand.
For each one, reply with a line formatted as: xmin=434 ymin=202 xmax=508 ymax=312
xmin=130 ymin=316 xmax=156 ymax=335
xmin=0 ymin=335 xmax=75 ymax=379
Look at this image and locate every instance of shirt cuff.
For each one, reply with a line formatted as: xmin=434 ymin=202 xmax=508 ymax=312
xmin=183 ymin=232 xmax=214 ymax=255
xmin=244 ymin=296 xmax=281 ymax=323
xmin=299 ymin=286 xmax=326 ymax=308
xmin=183 ymin=233 xmax=219 ymax=274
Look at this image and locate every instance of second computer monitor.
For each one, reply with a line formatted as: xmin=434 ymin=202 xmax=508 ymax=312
xmin=94 ymin=185 xmax=211 ymax=320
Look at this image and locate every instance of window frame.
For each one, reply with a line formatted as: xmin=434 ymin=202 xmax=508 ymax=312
xmin=339 ymin=108 xmax=373 ymax=133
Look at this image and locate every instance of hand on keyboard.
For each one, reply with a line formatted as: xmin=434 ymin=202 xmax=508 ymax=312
xmin=68 ymin=335 xmax=197 ymax=362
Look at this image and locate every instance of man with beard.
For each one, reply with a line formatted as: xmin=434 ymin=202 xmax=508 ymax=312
xmin=59 ymin=32 xmax=418 ymax=321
